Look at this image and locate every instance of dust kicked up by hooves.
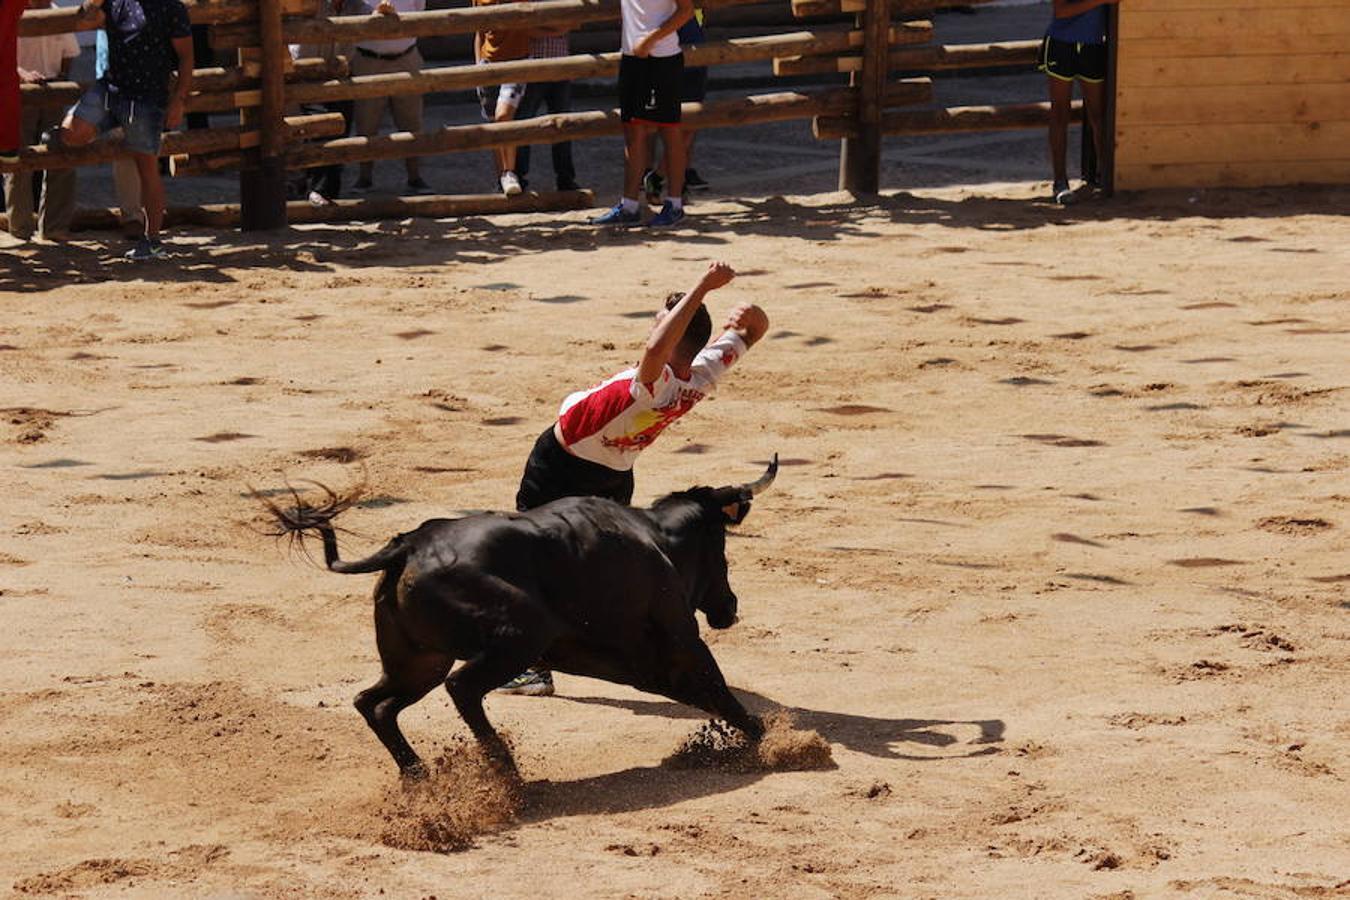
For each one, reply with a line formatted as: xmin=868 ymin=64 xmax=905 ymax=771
xmin=376 ymin=738 xmax=522 ymax=853
xmin=664 ymin=711 xmax=835 ymax=772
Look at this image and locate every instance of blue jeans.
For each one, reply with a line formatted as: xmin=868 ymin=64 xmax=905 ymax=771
xmin=515 ymin=79 xmax=577 ymax=187
xmin=70 ymin=81 xmax=167 ymax=155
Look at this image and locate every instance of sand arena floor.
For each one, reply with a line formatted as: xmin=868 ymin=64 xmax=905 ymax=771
xmin=1 ymin=180 xmax=1348 ymax=897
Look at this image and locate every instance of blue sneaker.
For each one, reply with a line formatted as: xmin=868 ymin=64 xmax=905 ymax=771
xmin=591 ymin=202 xmax=642 ymax=226
xmin=497 ymin=669 xmax=554 ymax=697
xmin=646 ymin=200 xmax=685 ymax=228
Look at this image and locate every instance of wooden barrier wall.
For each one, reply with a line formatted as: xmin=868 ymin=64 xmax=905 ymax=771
xmin=1114 ymin=0 xmax=1350 ymax=189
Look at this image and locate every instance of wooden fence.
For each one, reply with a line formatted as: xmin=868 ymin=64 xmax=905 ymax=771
xmin=4 ymin=0 xmax=1074 ymax=231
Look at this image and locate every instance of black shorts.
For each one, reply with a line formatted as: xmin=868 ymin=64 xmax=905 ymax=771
xmin=679 ymin=65 xmax=708 ymax=103
xmin=1039 ymin=36 xmax=1107 ymax=84
xmin=515 ymin=426 xmax=635 ymax=512
xmin=619 ymin=53 xmax=684 ymax=125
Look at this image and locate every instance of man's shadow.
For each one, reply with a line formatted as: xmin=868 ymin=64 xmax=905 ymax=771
xmin=520 ymin=688 xmax=1004 ymax=822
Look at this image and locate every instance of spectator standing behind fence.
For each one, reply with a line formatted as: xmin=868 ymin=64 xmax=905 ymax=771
xmin=590 ymin=0 xmax=693 ymax=228
xmin=641 ymin=8 xmax=707 ymax=206
xmin=296 ymin=0 xmax=354 ymax=206
xmin=5 ymin=0 xmax=77 ymax=239
xmin=95 ymin=27 xmax=145 ymax=239
xmin=1 ymin=0 xmax=26 ymax=163
xmin=350 ymin=0 xmax=430 ymax=195
xmin=1039 ymin=0 xmax=1117 ymax=205
xmin=513 ymin=28 xmax=579 ymax=193
xmin=51 ymin=0 xmax=192 ymax=261
xmin=473 ymin=0 xmax=528 ymax=196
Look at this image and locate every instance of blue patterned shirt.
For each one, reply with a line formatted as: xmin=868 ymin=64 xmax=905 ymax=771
xmin=103 ymin=0 xmax=192 ymax=104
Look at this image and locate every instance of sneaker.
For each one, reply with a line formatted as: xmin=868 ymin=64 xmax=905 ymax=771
xmin=406 ymin=177 xmax=432 ymax=195
xmin=590 ymin=202 xmax=642 ymax=226
xmin=684 ymin=168 xmax=709 ymax=190
xmin=500 ymin=171 xmax=522 ymax=196
xmin=645 ymin=200 xmax=685 ymax=228
xmin=497 ymin=669 xmax=554 ymax=697
xmin=556 ymin=177 xmax=581 ymax=192
xmin=1053 ymin=181 xmax=1075 ymax=206
xmin=351 ymin=178 xmax=373 ymax=194
xmin=642 ymin=168 xmax=663 ymax=205
xmin=125 ymin=238 xmax=166 ymax=261
xmin=308 ymin=190 xmax=334 ymax=207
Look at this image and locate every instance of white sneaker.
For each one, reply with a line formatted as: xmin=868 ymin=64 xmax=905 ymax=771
xmin=500 ymin=171 xmax=522 ymax=196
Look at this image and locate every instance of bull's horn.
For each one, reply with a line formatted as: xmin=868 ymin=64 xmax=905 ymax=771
xmin=746 ymin=454 xmax=778 ymax=496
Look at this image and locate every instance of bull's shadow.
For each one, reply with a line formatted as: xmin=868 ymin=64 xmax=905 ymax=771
xmin=519 ymin=688 xmax=1003 ymax=822
xmin=553 ymin=688 xmax=1005 ymax=762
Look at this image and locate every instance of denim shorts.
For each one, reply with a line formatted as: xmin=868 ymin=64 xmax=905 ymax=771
xmin=70 ymin=81 xmax=167 ymax=156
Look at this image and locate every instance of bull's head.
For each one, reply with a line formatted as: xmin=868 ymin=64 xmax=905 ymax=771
xmin=653 ymin=455 xmax=778 ymax=630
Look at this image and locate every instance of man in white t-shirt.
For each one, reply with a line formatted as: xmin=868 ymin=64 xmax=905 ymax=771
xmin=349 ymin=0 xmax=430 ymax=195
xmin=590 ymin=0 xmax=693 ymax=228
xmin=5 ymin=0 xmax=78 ymax=239
xmin=501 ymin=261 xmax=769 ymax=695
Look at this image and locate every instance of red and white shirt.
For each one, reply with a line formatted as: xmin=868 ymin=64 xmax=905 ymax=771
xmin=557 ymin=331 xmax=748 ymax=471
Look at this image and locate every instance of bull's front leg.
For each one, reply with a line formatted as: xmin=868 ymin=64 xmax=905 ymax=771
xmin=657 ymin=638 xmax=764 ymax=742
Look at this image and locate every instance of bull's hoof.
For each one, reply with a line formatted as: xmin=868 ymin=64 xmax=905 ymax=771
xmin=399 ymin=760 xmax=430 ymax=783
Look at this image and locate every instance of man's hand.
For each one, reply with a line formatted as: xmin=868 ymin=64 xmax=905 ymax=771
xmin=633 ymin=31 xmax=657 ymax=57
xmin=375 ymin=0 xmax=398 ymax=15
xmin=165 ymin=96 xmax=185 ymax=129
xmin=18 ymin=68 xmax=46 ymax=84
xmin=724 ymin=303 xmax=768 ymax=346
xmin=699 ymin=261 xmax=736 ymax=292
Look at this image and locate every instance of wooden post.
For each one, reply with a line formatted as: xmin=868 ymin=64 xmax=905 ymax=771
xmin=239 ymin=0 xmax=287 ymax=231
xmin=838 ymin=0 xmax=886 ymax=193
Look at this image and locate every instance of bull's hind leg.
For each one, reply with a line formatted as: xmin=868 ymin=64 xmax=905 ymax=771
xmin=355 ymin=600 xmax=452 ymax=778
xmin=444 ymin=647 xmax=545 ymax=777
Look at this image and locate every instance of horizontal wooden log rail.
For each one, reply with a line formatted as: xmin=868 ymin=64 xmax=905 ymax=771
xmin=790 ymin=0 xmax=993 ymax=17
xmin=286 ymin=80 xmax=929 ymax=168
xmin=775 ymin=39 xmax=1039 ymax=77
xmin=813 ymin=99 xmax=1082 ymax=140
xmin=17 ymin=0 xmax=317 ymax=37
xmin=270 ymin=25 xmax=930 ymax=107
xmin=211 ymin=0 xmax=773 ymax=50
xmin=0 ymin=190 xmax=597 ymax=232
xmin=0 ymin=113 xmax=345 ymax=173
xmin=19 ymin=56 xmax=349 ymax=111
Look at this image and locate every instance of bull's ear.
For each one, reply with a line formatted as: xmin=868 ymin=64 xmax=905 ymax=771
xmin=722 ymin=499 xmax=751 ymax=525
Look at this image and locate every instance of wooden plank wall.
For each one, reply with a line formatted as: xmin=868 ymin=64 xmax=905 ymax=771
xmin=1114 ymin=0 xmax=1350 ymax=190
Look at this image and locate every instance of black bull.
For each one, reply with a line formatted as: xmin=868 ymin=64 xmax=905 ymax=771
xmin=264 ymin=457 xmax=778 ymax=778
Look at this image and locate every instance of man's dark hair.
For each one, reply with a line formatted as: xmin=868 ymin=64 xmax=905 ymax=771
xmin=665 ymin=291 xmax=712 ymax=359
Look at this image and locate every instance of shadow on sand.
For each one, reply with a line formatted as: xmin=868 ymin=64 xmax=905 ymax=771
xmin=520 ymin=688 xmax=1004 ymax=821
xmin=6 ymin=183 xmax=1344 ymax=294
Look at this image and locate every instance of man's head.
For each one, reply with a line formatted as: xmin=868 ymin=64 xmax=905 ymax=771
xmin=658 ymin=291 xmax=712 ymax=366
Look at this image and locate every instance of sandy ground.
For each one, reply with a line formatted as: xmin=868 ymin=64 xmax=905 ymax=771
xmin=2 ymin=178 xmax=1349 ymax=899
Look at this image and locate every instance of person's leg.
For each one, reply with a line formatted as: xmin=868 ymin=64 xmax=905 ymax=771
xmin=492 ymin=82 xmax=523 ymax=183
xmin=350 ymin=54 xmax=382 ymax=185
xmin=1046 ymin=75 xmax=1074 ymax=189
xmin=0 ymin=0 xmax=26 ymax=156
xmin=131 ymin=151 xmax=164 ymax=238
xmin=548 ymin=80 xmax=576 ymax=188
xmin=5 ymin=106 xmax=41 ymax=237
xmin=112 ymin=158 xmax=143 ymax=236
xmin=661 ymin=125 xmax=686 ymax=199
xmin=513 ymin=81 xmax=543 ymax=183
xmin=37 ymin=107 xmax=75 ymax=238
xmin=390 ymin=50 xmax=424 ymax=183
xmin=624 ymin=123 xmax=652 ymax=201
xmin=1080 ymin=78 xmax=1106 ymax=180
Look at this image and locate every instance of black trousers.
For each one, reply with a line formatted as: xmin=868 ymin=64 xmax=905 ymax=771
xmin=515 ymin=426 xmax=633 ymax=512
xmin=514 ymin=79 xmax=576 ymax=187
xmin=305 ymin=99 xmax=354 ymax=199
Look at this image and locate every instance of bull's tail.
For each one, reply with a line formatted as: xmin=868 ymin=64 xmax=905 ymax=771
xmin=253 ymin=480 xmax=408 ymax=575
